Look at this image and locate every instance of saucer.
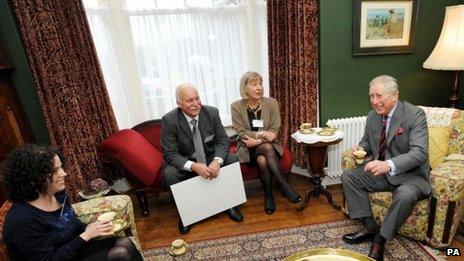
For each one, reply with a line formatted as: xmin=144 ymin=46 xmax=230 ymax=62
xmin=111 ymin=219 xmax=127 ymax=233
xmin=78 ymin=188 xmax=111 ymax=200
xmin=317 ymin=129 xmax=335 ymax=136
xmin=299 ymin=128 xmax=314 ymax=134
xmin=169 ymin=243 xmax=189 ymax=256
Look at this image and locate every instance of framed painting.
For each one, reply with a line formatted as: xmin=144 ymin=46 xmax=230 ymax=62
xmin=353 ymin=0 xmax=419 ymax=56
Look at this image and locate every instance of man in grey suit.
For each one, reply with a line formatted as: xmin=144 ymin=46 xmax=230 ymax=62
xmin=341 ymin=75 xmax=431 ymax=260
xmin=161 ymin=83 xmax=244 ymax=234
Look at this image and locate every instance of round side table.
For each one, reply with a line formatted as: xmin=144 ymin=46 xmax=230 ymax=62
xmin=291 ymin=129 xmax=344 ymax=211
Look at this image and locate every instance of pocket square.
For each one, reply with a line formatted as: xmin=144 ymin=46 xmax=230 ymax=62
xmin=395 ymin=126 xmax=404 ymax=136
xmin=205 ymin=134 xmax=215 ymax=142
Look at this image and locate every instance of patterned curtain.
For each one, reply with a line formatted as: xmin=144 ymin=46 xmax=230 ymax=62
xmin=267 ymin=0 xmax=319 ymax=168
xmin=10 ymin=0 xmax=119 ymax=200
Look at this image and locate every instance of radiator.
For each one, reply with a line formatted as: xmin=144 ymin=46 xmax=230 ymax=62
xmin=325 ymin=116 xmax=367 ymax=178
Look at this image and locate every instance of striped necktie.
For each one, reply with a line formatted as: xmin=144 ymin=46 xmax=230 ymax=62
xmin=378 ymin=115 xmax=388 ymax=161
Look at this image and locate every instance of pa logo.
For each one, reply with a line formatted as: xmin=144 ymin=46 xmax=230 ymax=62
xmin=446 ymin=248 xmax=461 ymax=256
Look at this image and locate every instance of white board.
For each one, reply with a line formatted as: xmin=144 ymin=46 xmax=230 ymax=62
xmin=171 ymin=162 xmax=247 ymax=226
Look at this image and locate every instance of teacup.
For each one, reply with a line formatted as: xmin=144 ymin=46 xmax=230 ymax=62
xmin=170 ymin=239 xmax=188 ymax=256
xmin=97 ymin=211 xmax=116 ymax=227
xmin=353 ymin=150 xmax=367 ymax=164
xmin=299 ymin=123 xmax=313 ymax=134
xmin=300 ymin=123 xmax=312 ymax=130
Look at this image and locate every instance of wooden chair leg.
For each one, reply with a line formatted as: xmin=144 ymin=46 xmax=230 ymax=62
xmin=135 ymin=189 xmax=149 ymax=216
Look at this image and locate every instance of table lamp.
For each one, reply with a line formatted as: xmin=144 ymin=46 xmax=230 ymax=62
xmin=423 ymin=5 xmax=464 ymax=108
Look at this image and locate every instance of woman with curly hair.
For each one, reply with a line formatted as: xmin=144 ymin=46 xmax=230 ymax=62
xmin=2 ymin=145 xmax=143 ymax=261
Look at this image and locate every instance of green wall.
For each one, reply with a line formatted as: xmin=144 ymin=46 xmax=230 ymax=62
xmin=320 ymin=0 xmax=464 ymax=124
xmin=0 ymin=0 xmax=49 ymax=144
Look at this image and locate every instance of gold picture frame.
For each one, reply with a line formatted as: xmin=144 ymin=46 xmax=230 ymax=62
xmin=353 ymin=0 xmax=419 ymax=56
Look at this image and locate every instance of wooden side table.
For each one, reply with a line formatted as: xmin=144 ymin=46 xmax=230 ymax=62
xmin=291 ymin=130 xmax=344 ymax=211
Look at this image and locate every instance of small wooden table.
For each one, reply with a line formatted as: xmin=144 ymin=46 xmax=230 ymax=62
xmin=291 ymin=130 xmax=343 ymax=211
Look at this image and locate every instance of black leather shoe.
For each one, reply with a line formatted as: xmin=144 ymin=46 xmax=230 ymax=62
xmin=178 ymin=221 xmax=192 ymax=234
xmin=281 ymin=185 xmax=302 ymax=203
xmin=264 ymin=192 xmax=276 ymax=214
xmin=226 ymin=207 xmax=244 ymax=222
xmin=368 ymin=243 xmax=385 ymax=261
xmin=342 ymin=228 xmax=378 ymax=244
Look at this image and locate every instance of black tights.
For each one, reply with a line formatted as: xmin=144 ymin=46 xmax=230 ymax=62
xmin=252 ymin=143 xmax=299 ymax=202
xmin=78 ymin=237 xmax=143 ymax=261
xmin=254 ymin=143 xmax=284 ymax=189
xmin=107 ymin=237 xmax=142 ymax=261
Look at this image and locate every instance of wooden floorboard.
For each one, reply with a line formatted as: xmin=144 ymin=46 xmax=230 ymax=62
xmin=132 ymin=174 xmax=463 ymax=258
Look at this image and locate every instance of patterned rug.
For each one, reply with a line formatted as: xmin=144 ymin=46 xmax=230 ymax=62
xmin=142 ymin=219 xmax=437 ymax=260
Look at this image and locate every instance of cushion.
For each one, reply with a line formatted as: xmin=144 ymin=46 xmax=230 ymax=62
xmin=100 ymin=129 xmax=163 ymax=187
xmin=428 ymin=127 xmax=451 ymax=169
xmin=444 ymin=153 xmax=464 ymax=161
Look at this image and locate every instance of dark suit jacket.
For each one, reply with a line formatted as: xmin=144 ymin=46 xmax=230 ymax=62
xmin=161 ymin=105 xmax=229 ymax=170
xmin=359 ymin=101 xmax=431 ymax=195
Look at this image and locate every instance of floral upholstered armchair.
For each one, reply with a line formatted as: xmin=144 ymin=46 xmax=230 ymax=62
xmin=342 ymin=106 xmax=464 ymax=249
xmin=0 ymin=195 xmax=142 ymax=260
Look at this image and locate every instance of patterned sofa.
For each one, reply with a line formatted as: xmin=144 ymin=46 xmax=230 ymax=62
xmin=342 ymin=106 xmax=464 ymax=249
xmin=0 ymin=195 xmax=142 ymax=260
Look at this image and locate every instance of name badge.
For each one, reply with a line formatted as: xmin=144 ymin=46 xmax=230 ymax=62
xmin=252 ymin=119 xmax=264 ymax=128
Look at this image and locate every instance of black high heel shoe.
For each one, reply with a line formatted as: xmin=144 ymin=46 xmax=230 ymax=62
xmin=281 ymin=185 xmax=302 ymax=203
xmin=264 ymin=192 xmax=276 ymax=214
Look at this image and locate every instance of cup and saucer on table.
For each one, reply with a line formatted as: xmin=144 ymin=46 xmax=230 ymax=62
xmin=299 ymin=123 xmax=315 ymax=134
xmin=169 ymin=239 xmax=189 ymax=256
xmin=97 ymin=211 xmax=128 ymax=234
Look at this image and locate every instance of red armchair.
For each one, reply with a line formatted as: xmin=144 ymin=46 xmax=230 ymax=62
xmin=99 ymin=119 xmax=293 ymax=216
xmin=228 ymin=140 xmax=293 ymax=180
xmin=99 ymin=120 xmax=164 ymax=216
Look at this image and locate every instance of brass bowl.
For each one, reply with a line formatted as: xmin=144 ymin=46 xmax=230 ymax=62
xmin=284 ymin=248 xmax=374 ymax=261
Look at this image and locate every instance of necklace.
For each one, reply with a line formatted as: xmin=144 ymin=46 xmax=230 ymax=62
xmin=246 ymin=102 xmax=261 ymax=118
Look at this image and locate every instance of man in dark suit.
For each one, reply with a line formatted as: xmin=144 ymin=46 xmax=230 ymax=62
xmin=341 ymin=75 xmax=431 ymax=260
xmin=161 ymin=83 xmax=244 ymax=234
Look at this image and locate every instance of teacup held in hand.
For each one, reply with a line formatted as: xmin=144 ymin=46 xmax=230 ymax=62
xmin=353 ymin=150 xmax=367 ymax=164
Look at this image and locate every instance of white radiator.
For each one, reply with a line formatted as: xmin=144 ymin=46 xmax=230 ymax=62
xmin=325 ymin=116 xmax=367 ymax=178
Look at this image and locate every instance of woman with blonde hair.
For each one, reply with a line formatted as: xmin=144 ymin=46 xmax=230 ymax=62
xmin=231 ymin=71 xmax=301 ymax=214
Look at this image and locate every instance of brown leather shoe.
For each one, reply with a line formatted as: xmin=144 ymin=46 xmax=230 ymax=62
xmin=368 ymin=243 xmax=385 ymax=261
xmin=342 ymin=227 xmax=378 ymax=244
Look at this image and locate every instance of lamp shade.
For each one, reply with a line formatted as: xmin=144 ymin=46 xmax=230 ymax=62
xmin=423 ymin=5 xmax=464 ymax=70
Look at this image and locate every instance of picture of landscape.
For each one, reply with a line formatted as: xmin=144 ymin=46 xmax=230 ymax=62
xmin=366 ymin=8 xmax=405 ymax=40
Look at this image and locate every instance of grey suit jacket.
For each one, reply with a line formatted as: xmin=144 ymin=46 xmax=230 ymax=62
xmin=161 ymin=105 xmax=229 ymax=170
xmin=231 ymin=97 xmax=283 ymax=163
xmin=359 ymin=101 xmax=431 ymax=195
